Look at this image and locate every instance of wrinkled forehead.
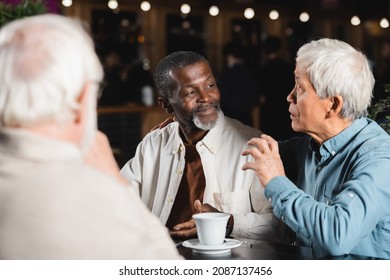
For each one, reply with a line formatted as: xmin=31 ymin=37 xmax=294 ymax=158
xmin=294 ymin=64 xmax=306 ymax=77
xmin=169 ymin=61 xmax=212 ymax=84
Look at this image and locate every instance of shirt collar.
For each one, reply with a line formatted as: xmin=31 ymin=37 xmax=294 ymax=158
xmin=197 ymin=110 xmax=225 ymax=154
xmin=0 ymin=128 xmax=82 ymax=161
xmin=311 ymin=118 xmax=368 ymax=162
xmin=171 ymin=110 xmax=225 ymax=155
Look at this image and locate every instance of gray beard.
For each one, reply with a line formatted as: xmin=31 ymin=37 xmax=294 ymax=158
xmin=193 ymin=109 xmax=221 ymax=131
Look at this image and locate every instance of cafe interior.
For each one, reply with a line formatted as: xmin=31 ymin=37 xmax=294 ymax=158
xmin=4 ymin=0 xmax=387 ymax=163
xmin=2 ymin=0 xmax=389 ymax=261
xmin=54 ymin=0 xmax=390 ymax=166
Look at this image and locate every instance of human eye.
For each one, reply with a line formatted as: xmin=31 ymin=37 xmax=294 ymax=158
xmin=183 ymin=89 xmax=197 ymax=97
xmin=206 ymin=80 xmax=217 ymax=90
xmin=296 ymin=83 xmax=304 ymax=94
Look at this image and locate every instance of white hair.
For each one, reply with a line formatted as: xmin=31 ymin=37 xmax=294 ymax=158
xmin=0 ymin=14 xmax=103 ymax=128
xmin=296 ymin=38 xmax=375 ymax=121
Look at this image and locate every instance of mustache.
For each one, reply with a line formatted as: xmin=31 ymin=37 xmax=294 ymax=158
xmin=193 ymin=102 xmax=220 ymax=114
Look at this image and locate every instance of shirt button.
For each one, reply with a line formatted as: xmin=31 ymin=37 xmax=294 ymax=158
xmin=317 ymin=166 xmax=322 ymax=171
xmin=167 ymin=197 xmax=174 ymax=203
xmin=325 ymin=200 xmax=330 ymax=205
xmin=176 ymin=169 xmax=182 ymax=174
xmin=180 ymin=145 xmax=184 ymax=152
xmin=331 ymin=150 xmax=336 ymax=156
xmin=268 ymin=197 xmax=272 ymax=203
xmin=281 ymin=216 xmax=285 ymax=221
xmin=348 ymin=192 xmax=354 ymax=198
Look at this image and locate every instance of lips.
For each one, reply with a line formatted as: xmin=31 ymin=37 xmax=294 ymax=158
xmin=195 ymin=103 xmax=219 ymax=115
xmin=289 ymin=110 xmax=298 ymax=119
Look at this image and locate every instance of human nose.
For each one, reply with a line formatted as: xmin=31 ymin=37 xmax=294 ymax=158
xmin=197 ymin=89 xmax=210 ymax=102
xmin=287 ymin=85 xmax=297 ymax=104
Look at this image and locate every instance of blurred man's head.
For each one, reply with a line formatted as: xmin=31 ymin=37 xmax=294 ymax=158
xmin=0 ymin=14 xmax=103 ymax=151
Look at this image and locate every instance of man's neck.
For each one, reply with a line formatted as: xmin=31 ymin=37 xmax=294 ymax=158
xmin=27 ymin=122 xmax=81 ymax=147
xmin=179 ymin=126 xmax=208 ymax=145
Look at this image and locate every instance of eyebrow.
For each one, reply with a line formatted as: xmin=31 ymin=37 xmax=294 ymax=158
xmin=184 ymin=74 xmax=214 ymax=88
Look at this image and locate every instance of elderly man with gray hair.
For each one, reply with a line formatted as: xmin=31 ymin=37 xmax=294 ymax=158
xmin=242 ymin=38 xmax=390 ymax=259
xmin=0 ymin=14 xmax=181 ymax=260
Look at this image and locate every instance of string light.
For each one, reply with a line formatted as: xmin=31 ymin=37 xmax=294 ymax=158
xmin=299 ymin=12 xmax=310 ymax=22
xmin=61 ymin=0 xmax=72 ymax=7
xmin=108 ymin=0 xmax=118 ymax=10
xmin=209 ymin=6 xmax=219 ymax=16
xmin=181 ymin=4 xmax=191 ymax=15
xmin=140 ymin=1 xmax=151 ymax=12
xmin=244 ymin=8 xmax=255 ymax=19
xmin=380 ymin=18 xmax=389 ymax=28
xmin=269 ymin=10 xmax=279 ymax=20
xmin=351 ymin=16 xmax=361 ymax=26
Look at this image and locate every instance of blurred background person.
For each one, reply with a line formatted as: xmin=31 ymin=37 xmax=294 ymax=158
xmin=217 ymin=41 xmax=259 ymax=127
xmin=0 ymin=14 xmax=181 ymax=260
xmin=258 ymin=36 xmax=296 ymax=140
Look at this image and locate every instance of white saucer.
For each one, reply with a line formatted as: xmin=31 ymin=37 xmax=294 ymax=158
xmin=182 ymin=238 xmax=242 ymax=255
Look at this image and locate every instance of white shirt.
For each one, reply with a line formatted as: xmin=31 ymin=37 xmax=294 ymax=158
xmin=121 ymin=112 xmax=289 ymax=241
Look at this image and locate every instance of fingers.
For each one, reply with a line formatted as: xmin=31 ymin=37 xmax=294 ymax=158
xmin=194 ymin=199 xmax=219 ymax=213
xmin=260 ymin=134 xmax=279 ymax=153
xmin=83 ymin=131 xmax=127 ymax=185
xmin=194 ymin=199 xmax=202 ymax=212
xmin=169 ymin=228 xmax=197 ymax=238
xmin=242 ymin=134 xmax=278 ymax=157
xmin=172 ymin=219 xmax=195 ymax=231
xmin=170 ymin=220 xmax=197 ymax=238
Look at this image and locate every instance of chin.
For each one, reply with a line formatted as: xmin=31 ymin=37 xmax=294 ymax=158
xmin=194 ymin=110 xmax=221 ymax=130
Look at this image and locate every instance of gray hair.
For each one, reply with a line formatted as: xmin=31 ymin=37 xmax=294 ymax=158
xmin=0 ymin=14 xmax=103 ymax=127
xmin=296 ymin=38 xmax=374 ymax=121
xmin=153 ymin=51 xmax=208 ymax=98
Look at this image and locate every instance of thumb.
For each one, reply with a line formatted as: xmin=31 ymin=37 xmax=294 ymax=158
xmin=194 ymin=199 xmax=203 ymax=212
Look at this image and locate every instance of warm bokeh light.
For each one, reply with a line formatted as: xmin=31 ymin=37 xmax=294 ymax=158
xmin=61 ymin=0 xmax=72 ymax=7
xmin=209 ymin=6 xmax=219 ymax=16
xmin=181 ymin=4 xmax=191 ymax=14
xmin=351 ymin=16 xmax=361 ymax=26
xmin=299 ymin=12 xmax=310 ymax=22
xmin=140 ymin=1 xmax=151 ymax=12
xmin=269 ymin=10 xmax=279 ymax=20
xmin=244 ymin=8 xmax=255 ymax=19
xmin=108 ymin=0 xmax=118 ymax=10
xmin=380 ymin=18 xmax=389 ymax=28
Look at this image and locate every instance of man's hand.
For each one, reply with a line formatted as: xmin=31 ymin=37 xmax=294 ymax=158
xmin=169 ymin=200 xmax=226 ymax=239
xmin=241 ymin=134 xmax=286 ymax=187
xmin=83 ymin=131 xmax=128 ymax=185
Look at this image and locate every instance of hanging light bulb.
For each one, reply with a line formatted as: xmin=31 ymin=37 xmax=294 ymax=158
xmin=269 ymin=10 xmax=279 ymax=20
xmin=61 ymin=0 xmax=72 ymax=7
xmin=244 ymin=8 xmax=255 ymax=19
xmin=380 ymin=18 xmax=389 ymax=29
xmin=140 ymin=1 xmax=151 ymax=12
xmin=299 ymin=12 xmax=310 ymax=22
xmin=209 ymin=6 xmax=219 ymax=16
xmin=350 ymin=16 xmax=361 ymax=26
xmin=181 ymin=4 xmax=191 ymax=15
xmin=108 ymin=0 xmax=118 ymax=10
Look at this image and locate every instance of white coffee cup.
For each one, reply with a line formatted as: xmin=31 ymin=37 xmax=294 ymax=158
xmin=193 ymin=212 xmax=230 ymax=246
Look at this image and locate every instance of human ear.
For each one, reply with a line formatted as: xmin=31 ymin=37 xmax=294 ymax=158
xmin=74 ymin=82 xmax=91 ymax=125
xmin=327 ymin=95 xmax=343 ymax=117
xmin=158 ymin=97 xmax=173 ymax=114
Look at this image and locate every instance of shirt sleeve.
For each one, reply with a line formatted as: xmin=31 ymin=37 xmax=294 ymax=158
xmin=229 ymin=177 xmax=294 ymax=243
xmin=264 ymin=149 xmax=390 ymax=256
